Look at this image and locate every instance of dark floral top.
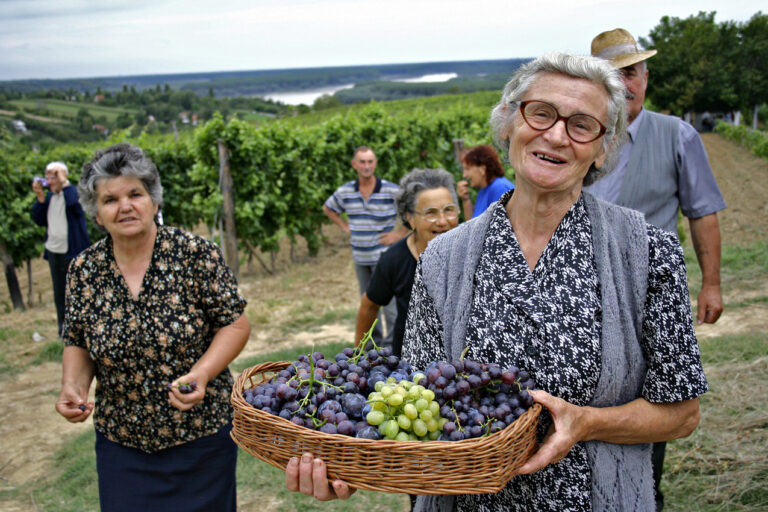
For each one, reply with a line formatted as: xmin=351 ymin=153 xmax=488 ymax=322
xmin=63 ymin=226 xmax=247 ymax=453
xmin=404 ymin=192 xmax=708 ymax=512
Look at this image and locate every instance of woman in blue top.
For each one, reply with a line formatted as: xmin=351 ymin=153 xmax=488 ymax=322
xmin=456 ymin=144 xmax=514 ymax=218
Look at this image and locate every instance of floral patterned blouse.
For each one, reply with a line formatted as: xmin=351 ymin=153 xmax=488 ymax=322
xmin=404 ymin=191 xmax=708 ymax=511
xmin=63 ymin=226 xmax=247 ymax=453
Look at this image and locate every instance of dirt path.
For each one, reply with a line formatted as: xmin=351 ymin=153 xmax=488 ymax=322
xmin=0 ymin=132 xmax=766 ymax=504
xmin=700 ymin=133 xmax=768 ymax=246
xmin=685 ymin=134 xmax=768 ymax=340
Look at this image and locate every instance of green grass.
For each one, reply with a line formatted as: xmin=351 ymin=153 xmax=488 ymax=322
xmin=237 ymin=454 xmax=408 ymax=511
xmin=0 ymin=326 xmax=18 ymax=341
xmin=0 ymin=327 xmax=20 ymax=374
xmin=685 ymin=238 xmax=768 ymax=298
xmin=9 ymin=99 xmax=137 ymax=122
xmin=32 ymin=340 xmax=63 ymax=365
xmin=232 ymin=109 xmax=274 ymax=123
xmin=662 ymin=342 xmax=768 ymax=511
xmin=279 ymin=307 xmax=357 ymax=336
xmin=22 ymin=430 xmax=101 ymax=512
xmin=697 ymin=332 xmax=767 ymax=366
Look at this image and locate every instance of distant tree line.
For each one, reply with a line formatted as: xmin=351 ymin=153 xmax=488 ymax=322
xmin=642 ymin=11 xmax=767 ymax=128
xmin=0 ymin=59 xmax=531 ymax=98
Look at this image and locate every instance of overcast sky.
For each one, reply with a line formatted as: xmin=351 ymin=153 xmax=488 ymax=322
xmin=0 ymin=0 xmax=763 ymax=81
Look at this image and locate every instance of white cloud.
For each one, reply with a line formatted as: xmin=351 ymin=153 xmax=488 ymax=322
xmin=0 ymin=0 xmax=764 ymax=80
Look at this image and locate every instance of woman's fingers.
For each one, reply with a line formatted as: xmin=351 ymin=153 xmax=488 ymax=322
xmin=516 ymin=425 xmax=563 ymax=474
xmin=285 ymin=453 xmax=355 ymax=501
xmin=528 ymin=389 xmax=558 ymax=409
xmin=516 ymin=389 xmax=584 ymax=474
xmin=167 ymin=374 xmax=206 ymax=411
xmin=331 ymin=479 xmax=354 ymax=500
xmin=298 ymin=453 xmax=316 ymax=496
xmin=55 ymin=384 xmax=91 ymax=422
xmin=55 ymin=398 xmax=91 ymax=422
xmin=311 ymin=458 xmax=335 ymax=500
xmin=285 ymin=456 xmax=300 ymax=492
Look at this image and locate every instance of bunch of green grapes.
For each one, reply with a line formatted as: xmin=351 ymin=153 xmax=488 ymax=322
xmin=364 ymin=374 xmax=446 ymax=441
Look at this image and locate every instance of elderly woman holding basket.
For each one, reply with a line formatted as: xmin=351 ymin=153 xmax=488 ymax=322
xmin=55 ymin=143 xmax=250 ymax=512
xmin=286 ymin=53 xmax=706 ymax=512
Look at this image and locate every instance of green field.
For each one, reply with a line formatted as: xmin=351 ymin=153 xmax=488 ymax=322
xmin=233 ymin=109 xmax=275 ymax=123
xmin=9 ymin=99 xmax=138 ymax=122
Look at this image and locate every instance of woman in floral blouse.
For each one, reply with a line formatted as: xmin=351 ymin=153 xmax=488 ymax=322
xmin=55 ymin=143 xmax=250 ymax=512
xmin=286 ymin=54 xmax=707 ymax=512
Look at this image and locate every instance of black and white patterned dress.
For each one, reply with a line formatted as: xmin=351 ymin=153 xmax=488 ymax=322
xmin=403 ymin=191 xmax=708 ymax=511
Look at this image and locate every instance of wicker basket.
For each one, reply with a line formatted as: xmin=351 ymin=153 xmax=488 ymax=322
xmin=231 ymin=361 xmax=541 ymax=495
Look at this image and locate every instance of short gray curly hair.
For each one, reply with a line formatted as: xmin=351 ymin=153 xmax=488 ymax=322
xmin=396 ymin=168 xmax=457 ymax=229
xmin=489 ymin=52 xmax=627 ymax=185
xmin=78 ymin=143 xmax=163 ymax=219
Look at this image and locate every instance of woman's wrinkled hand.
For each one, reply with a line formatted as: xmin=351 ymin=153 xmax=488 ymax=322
xmin=516 ymin=389 xmax=588 ymax=475
xmin=167 ymin=371 xmax=207 ymax=411
xmin=285 ymin=453 xmax=355 ymax=501
xmin=55 ymin=382 xmax=93 ymax=423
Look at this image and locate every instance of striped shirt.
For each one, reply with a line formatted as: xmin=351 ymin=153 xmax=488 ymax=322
xmin=325 ymin=177 xmax=398 ymax=265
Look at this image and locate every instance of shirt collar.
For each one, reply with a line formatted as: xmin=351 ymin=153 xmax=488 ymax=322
xmin=627 ymin=107 xmax=646 ymax=143
xmin=354 ymin=176 xmax=382 ymax=193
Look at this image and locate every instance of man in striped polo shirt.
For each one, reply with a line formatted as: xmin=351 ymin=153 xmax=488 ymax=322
xmin=323 ymin=146 xmax=407 ymax=347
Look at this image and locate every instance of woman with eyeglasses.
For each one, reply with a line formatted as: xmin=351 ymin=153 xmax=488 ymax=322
xmin=354 ymin=168 xmax=459 ymax=357
xmin=286 ymin=53 xmax=707 ymax=511
xmin=457 ymin=144 xmax=514 ymax=219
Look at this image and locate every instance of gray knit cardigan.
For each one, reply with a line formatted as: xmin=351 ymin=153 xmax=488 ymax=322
xmin=411 ymin=192 xmax=655 ymax=512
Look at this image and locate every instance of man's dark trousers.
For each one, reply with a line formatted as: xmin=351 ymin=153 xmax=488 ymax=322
xmin=47 ymin=252 xmax=70 ymax=338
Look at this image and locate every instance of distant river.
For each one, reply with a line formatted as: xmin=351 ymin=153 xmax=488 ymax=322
xmin=392 ymin=73 xmax=458 ymax=83
xmin=263 ymin=84 xmax=354 ymax=106
xmin=263 ymin=73 xmax=459 ymax=105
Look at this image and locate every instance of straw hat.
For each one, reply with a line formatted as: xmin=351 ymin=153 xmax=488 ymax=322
xmin=591 ymin=28 xmax=657 ymax=69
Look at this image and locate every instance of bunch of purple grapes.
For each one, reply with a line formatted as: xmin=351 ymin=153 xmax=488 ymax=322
xmin=416 ymin=359 xmax=536 ymax=441
xmin=243 ymin=340 xmax=537 ymax=441
xmin=243 ymin=345 xmax=414 ymax=439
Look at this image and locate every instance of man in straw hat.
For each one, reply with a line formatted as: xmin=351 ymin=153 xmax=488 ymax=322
xmin=585 ymin=27 xmax=726 ymax=510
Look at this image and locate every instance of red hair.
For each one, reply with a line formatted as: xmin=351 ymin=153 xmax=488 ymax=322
xmin=460 ymin=145 xmax=505 ymax=181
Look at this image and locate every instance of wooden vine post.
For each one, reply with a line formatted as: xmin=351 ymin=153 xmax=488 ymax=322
xmin=217 ymin=139 xmax=240 ymax=280
xmin=452 ymin=138 xmax=465 ymax=163
xmin=0 ymin=241 xmax=24 ymax=311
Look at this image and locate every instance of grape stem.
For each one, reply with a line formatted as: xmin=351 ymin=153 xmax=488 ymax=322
xmin=451 ymin=406 xmax=465 ymax=432
xmin=349 ymin=320 xmax=379 ymax=364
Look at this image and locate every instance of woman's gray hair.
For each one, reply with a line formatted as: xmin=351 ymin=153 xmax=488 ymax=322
xmin=489 ymin=52 xmax=628 ymax=185
xmin=78 ymin=143 xmax=163 ymax=219
xmin=396 ymin=168 xmax=458 ymax=229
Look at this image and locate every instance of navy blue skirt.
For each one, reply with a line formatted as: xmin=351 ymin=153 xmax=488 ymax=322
xmin=95 ymin=423 xmax=237 ymax=512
